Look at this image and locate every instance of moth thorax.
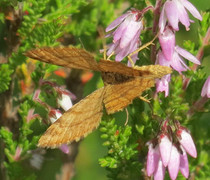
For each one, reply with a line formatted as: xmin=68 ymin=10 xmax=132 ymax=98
xmin=101 ymin=72 xmax=135 ymax=85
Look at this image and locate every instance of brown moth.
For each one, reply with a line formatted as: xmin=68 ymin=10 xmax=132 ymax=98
xmin=25 ymin=47 xmax=172 ymax=148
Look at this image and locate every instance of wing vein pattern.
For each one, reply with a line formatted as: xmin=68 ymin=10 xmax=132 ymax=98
xmin=38 ymin=88 xmax=105 ymax=148
xmin=103 ymin=78 xmax=155 ymax=114
xmin=25 ymin=47 xmax=99 ymax=71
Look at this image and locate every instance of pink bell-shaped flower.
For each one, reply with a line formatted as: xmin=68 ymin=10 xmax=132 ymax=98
xmin=179 ymin=147 xmax=189 ymax=178
xmin=156 ymin=74 xmax=171 ymax=97
xmin=147 ymin=143 xmax=160 ymax=176
xmin=159 ymin=26 xmax=175 ymax=61
xmin=159 ymin=133 xmax=172 ymax=167
xmin=154 ymin=159 xmax=166 ymax=180
xmin=168 ymin=145 xmax=180 ymax=180
xmin=105 ymin=8 xmax=145 ymax=62
xmin=159 ymin=0 xmax=202 ymax=33
xmin=176 ymin=127 xmax=197 ymax=158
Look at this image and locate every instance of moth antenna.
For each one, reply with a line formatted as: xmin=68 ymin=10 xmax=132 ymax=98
xmin=124 ymin=108 xmax=129 ymax=126
xmin=127 ymin=33 xmax=159 ymax=63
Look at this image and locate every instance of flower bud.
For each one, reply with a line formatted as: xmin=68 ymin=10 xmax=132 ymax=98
xmin=49 ymin=109 xmax=62 ymax=124
xmin=13 ymin=146 xmax=22 ymax=161
xmin=57 ymin=93 xmax=73 ymax=111
xmin=60 ymin=144 xmax=70 ymax=154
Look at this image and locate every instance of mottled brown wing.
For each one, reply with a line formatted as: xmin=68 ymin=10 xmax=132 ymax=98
xmin=98 ymin=59 xmax=172 ymax=78
xmin=25 ymin=47 xmax=99 ymax=71
xmin=103 ymin=77 xmax=155 ymax=114
xmin=38 ymin=88 xmax=104 ymax=148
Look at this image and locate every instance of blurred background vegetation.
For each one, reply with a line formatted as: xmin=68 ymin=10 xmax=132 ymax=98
xmin=0 ymin=0 xmax=209 ymax=180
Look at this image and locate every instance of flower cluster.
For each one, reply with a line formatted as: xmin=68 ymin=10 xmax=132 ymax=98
xmin=156 ymin=0 xmax=202 ymax=97
xmin=104 ymin=2 xmax=204 ymax=180
xmin=159 ymin=0 xmax=202 ymax=33
xmin=105 ymin=1 xmax=202 ymax=96
xmin=146 ymin=121 xmax=197 ymax=180
xmin=105 ymin=7 xmax=152 ymax=64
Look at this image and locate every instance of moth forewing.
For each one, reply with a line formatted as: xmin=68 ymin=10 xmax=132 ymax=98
xmin=38 ymin=88 xmax=105 ymax=148
xmin=25 ymin=47 xmax=99 ymax=71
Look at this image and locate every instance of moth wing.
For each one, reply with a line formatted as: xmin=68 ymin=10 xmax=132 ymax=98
xmin=98 ymin=59 xmax=172 ymax=78
xmin=38 ymin=87 xmax=104 ymax=148
xmin=103 ymin=78 xmax=155 ymax=114
xmin=25 ymin=47 xmax=99 ymax=71
xmin=133 ymin=65 xmax=172 ymax=78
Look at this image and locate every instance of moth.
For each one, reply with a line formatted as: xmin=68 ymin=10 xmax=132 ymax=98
xmin=25 ymin=47 xmax=172 ymax=148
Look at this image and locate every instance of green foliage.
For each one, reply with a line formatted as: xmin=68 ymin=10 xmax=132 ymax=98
xmin=99 ymin=118 xmax=140 ymax=179
xmin=10 ymin=0 xmax=64 ymax=67
xmin=199 ymin=12 xmax=210 ymax=41
xmin=0 ymin=64 xmax=14 ymax=93
xmin=19 ymin=0 xmax=50 ymax=37
xmin=25 ymin=20 xmax=64 ymax=47
xmin=0 ymin=0 xmax=74 ymax=179
xmin=0 ymin=0 xmax=17 ymax=7
xmin=66 ymin=0 xmax=124 ymax=50
xmin=0 ymin=127 xmax=17 ymax=162
xmin=44 ymin=0 xmax=88 ymax=20
xmin=18 ymin=100 xmax=41 ymax=149
xmin=200 ymin=12 xmax=210 ymax=58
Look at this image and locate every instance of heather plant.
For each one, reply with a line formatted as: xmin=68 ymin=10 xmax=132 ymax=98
xmin=0 ymin=0 xmax=209 ymax=180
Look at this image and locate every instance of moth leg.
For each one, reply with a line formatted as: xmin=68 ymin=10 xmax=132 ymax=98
xmin=139 ymin=94 xmax=151 ymax=103
xmin=127 ymin=33 xmax=158 ymax=64
xmin=107 ymin=51 xmax=114 ymax=60
xmin=127 ymin=56 xmax=135 ymax=67
xmin=103 ymin=45 xmax=107 ymax=60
